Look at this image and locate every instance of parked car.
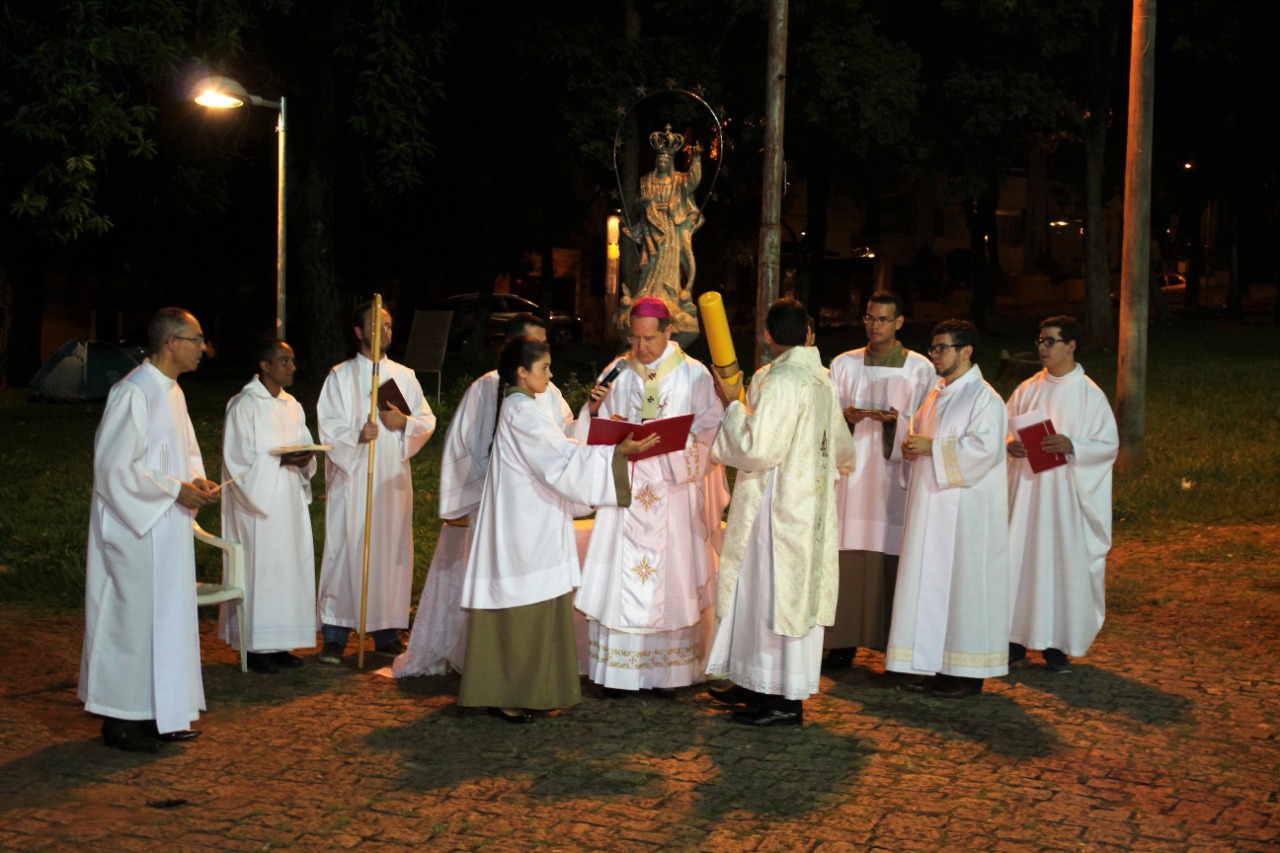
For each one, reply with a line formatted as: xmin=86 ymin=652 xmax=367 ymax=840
xmin=443 ymin=293 xmax=583 ymax=350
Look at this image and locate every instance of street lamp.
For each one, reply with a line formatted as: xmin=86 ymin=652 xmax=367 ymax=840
xmin=195 ymin=76 xmax=288 ymax=339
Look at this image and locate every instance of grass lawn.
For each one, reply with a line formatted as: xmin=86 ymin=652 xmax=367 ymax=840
xmin=1 ymin=316 xmax=1275 ymax=608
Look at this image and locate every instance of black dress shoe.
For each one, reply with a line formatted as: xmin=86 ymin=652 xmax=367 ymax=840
xmin=706 ymin=684 xmax=761 ymax=706
xmin=731 ymin=706 xmax=803 ymax=727
xmin=649 ymin=687 xmax=678 ymax=700
xmin=1009 ymin=642 xmax=1028 ymax=666
xmin=139 ymin=721 xmax=202 ymax=742
xmin=930 ymin=676 xmax=984 ymax=698
xmin=487 ymin=707 xmax=534 ymax=724
xmin=897 ymin=676 xmax=936 ymax=694
xmin=271 ymin=651 xmax=305 ymax=668
xmin=595 ymin=686 xmax=630 ymax=699
xmin=820 ymin=647 xmax=857 ymax=672
xmin=247 ymin=652 xmax=279 ymax=673
xmin=103 ymin=727 xmax=164 ymax=753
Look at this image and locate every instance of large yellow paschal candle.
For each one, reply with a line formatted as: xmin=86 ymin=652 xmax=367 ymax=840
xmin=697 ymin=291 xmax=741 ymax=387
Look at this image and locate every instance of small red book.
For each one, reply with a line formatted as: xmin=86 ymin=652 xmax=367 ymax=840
xmin=1012 ymin=412 xmax=1067 ymax=474
xmin=587 ymin=414 xmax=694 ymax=462
xmin=376 ymin=378 xmax=410 ymax=414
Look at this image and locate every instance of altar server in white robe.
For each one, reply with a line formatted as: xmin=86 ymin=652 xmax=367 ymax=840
xmin=458 ymin=337 xmax=656 ymax=723
xmin=889 ymin=319 xmax=1010 ymax=699
xmin=705 ymin=298 xmax=855 ymax=726
xmin=1007 ymin=316 xmax=1118 ymax=674
xmin=220 ymin=339 xmax=319 ymax=673
xmin=79 ymin=308 xmax=219 ymax=752
xmin=826 ymin=291 xmax=934 ymax=674
xmin=575 ymin=296 xmax=727 ymax=698
xmin=316 ymin=302 xmax=436 ymax=664
xmin=394 ymin=314 xmax=571 ymax=679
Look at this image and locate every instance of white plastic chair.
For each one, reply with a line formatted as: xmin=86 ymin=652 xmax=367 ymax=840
xmin=193 ymin=521 xmax=249 ymax=673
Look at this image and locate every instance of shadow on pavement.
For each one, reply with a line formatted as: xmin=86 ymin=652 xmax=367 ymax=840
xmin=1007 ymin=664 xmax=1195 ymax=725
xmin=825 ymin=678 xmax=1064 ymax=758
xmin=363 ymin=685 xmax=871 ymax=820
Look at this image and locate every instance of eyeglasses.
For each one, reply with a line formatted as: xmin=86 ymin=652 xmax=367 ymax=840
xmin=1035 ymin=337 xmax=1064 ymax=348
xmin=173 ymin=335 xmax=205 ymax=346
xmin=627 ymin=335 xmax=664 ymax=345
xmin=928 ymin=343 xmax=961 ymax=355
xmin=863 ymin=315 xmax=897 ymax=327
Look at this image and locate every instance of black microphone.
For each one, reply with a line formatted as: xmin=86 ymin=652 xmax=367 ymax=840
xmin=600 ymin=363 xmax=622 ymax=386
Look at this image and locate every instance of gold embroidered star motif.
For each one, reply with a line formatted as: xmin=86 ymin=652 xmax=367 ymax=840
xmin=630 ymin=556 xmax=658 ymax=584
xmin=634 ymin=483 xmax=661 ymax=511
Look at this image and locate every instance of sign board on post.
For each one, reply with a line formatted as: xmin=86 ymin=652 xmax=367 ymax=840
xmin=402 ymin=310 xmax=452 ymax=403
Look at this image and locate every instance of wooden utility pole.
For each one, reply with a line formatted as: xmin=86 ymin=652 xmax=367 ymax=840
xmin=755 ymin=0 xmax=788 ymax=368
xmin=1115 ymin=0 xmax=1156 ymax=474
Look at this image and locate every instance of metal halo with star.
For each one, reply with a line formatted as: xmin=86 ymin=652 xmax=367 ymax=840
xmin=611 ymin=86 xmax=725 ymax=240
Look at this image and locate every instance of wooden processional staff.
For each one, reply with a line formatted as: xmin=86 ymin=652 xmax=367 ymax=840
xmin=356 ymin=293 xmax=382 ymax=669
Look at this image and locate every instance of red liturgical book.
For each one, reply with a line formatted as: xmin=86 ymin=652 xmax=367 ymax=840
xmin=1011 ymin=411 xmax=1067 ymax=474
xmin=587 ymin=414 xmax=694 ymax=463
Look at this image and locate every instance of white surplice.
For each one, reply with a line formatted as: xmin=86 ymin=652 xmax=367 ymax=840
xmin=395 ymin=372 xmax=571 ymax=678
xmin=830 ymin=347 xmax=935 ymax=554
xmin=1007 ymin=365 xmax=1118 ymax=657
xmin=220 ymin=376 xmax=318 ymax=652
xmin=886 ymin=365 xmax=1010 ymax=679
xmin=461 ymin=390 xmax=625 ymax=611
xmin=706 ymin=346 xmax=855 ymax=699
xmin=575 ymin=343 xmax=727 ymax=690
xmin=78 ymin=362 xmax=206 ymax=734
xmin=317 ymin=354 xmax=435 ymax=633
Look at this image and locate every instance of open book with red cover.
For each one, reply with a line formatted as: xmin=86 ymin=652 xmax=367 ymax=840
xmin=586 ymin=413 xmax=694 ymax=463
xmin=1009 ymin=410 xmax=1067 ymax=474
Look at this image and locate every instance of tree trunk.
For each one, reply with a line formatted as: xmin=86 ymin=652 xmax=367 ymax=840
xmin=1082 ymin=113 xmax=1115 ymax=348
xmin=756 ymin=0 xmax=788 ymax=367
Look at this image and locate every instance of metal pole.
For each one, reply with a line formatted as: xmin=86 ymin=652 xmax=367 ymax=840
xmin=276 ymin=96 xmax=287 ymax=339
xmin=1115 ymin=0 xmax=1156 ymax=474
xmin=756 ymin=0 xmax=788 ymax=368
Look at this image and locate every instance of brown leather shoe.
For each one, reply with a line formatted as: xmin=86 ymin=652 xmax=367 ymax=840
xmin=930 ymin=676 xmax=984 ymax=698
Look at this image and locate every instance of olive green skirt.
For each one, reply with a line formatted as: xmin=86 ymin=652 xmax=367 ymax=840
xmin=826 ymin=550 xmax=899 ymax=650
xmin=457 ymin=593 xmax=582 ymax=711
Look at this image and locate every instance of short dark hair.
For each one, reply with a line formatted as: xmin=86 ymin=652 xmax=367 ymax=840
xmin=1040 ymin=315 xmax=1082 ymax=346
xmin=505 ymin=312 xmax=545 ymax=342
xmin=931 ymin=318 xmax=978 ymax=352
xmin=766 ymin=298 xmax=810 ymax=347
xmin=255 ymin=338 xmax=289 ymax=367
xmin=148 ymin=307 xmax=192 ymax=354
xmin=867 ymin=290 xmax=904 ymax=318
xmin=353 ymin=301 xmax=391 ymax=329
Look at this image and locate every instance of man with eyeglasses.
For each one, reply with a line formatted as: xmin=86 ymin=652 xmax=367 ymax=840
xmin=316 ymin=301 xmax=436 ymax=665
xmin=80 ymin=307 xmax=219 ymax=751
xmin=1006 ymin=316 xmax=1118 ymax=674
xmin=575 ymin=296 xmax=728 ymax=699
xmin=824 ymin=291 xmax=935 ymax=677
xmin=888 ymin=319 xmax=1010 ymax=699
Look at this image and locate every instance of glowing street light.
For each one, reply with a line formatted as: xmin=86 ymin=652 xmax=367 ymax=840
xmin=195 ymin=76 xmax=288 ymax=338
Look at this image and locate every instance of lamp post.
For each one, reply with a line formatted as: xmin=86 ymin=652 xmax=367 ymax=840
xmin=195 ymin=76 xmax=288 ymax=339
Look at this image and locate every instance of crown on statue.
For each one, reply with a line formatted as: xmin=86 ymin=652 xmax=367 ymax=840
xmin=649 ymin=124 xmax=684 ymax=157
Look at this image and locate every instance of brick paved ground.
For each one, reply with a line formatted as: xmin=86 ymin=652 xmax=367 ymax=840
xmin=1 ymin=523 xmax=1277 ymax=852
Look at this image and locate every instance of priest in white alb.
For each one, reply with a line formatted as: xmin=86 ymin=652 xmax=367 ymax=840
xmin=575 ymin=296 xmax=727 ymax=698
xmin=1006 ymin=316 xmax=1118 ymax=674
xmin=394 ymin=313 xmax=571 ymax=679
xmin=826 ymin=291 xmax=934 ymax=675
xmin=889 ymin=319 xmax=1010 ymax=698
xmin=317 ymin=302 xmax=436 ymax=664
xmin=221 ymin=339 xmax=319 ymax=674
xmin=704 ymin=298 xmax=855 ymax=726
xmin=79 ymin=308 xmax=219 ymax=752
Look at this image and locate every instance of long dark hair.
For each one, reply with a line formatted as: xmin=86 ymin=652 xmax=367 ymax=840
xmin=492 ymin=336 xmax=551 ymax=450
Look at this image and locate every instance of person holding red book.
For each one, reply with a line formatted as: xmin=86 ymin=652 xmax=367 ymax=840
xmin=1006 ymin=316 xmax=1118 ymax=674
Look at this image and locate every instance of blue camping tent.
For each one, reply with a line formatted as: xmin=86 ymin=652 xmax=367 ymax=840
xmin=30 ymin=340 xmax=139 ymax=402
